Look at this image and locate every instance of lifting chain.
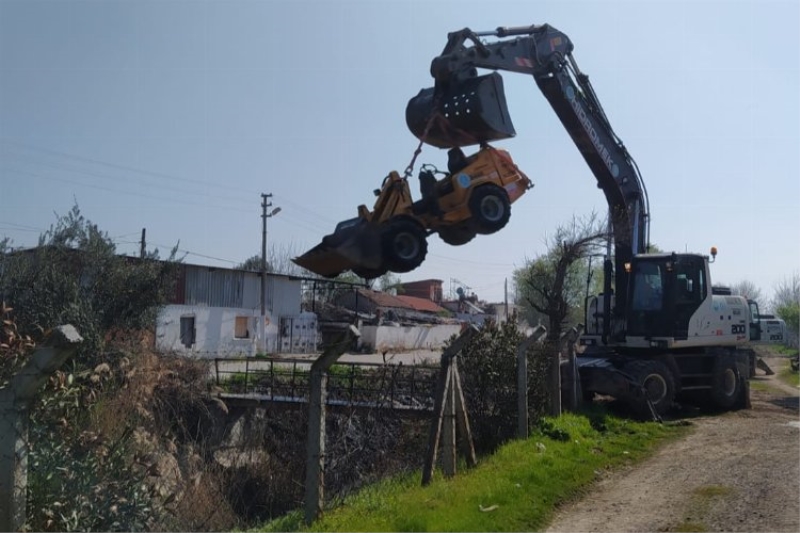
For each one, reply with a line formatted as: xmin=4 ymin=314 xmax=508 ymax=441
xmin=402 ymin=96 xmax=441 ymax=179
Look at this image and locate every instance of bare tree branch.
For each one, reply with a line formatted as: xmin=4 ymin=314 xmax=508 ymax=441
xmin=514 ymin=213 xmax=607 ymax=340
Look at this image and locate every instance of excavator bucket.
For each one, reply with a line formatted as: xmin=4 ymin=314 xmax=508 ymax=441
xmin=406 ymin=72 xmax=516 ymax=148
xmin=292 ymin=218 xmax=383 ymax=278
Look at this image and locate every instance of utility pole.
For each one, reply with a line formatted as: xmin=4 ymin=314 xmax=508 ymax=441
xmin=504 ymin=277 xmax=509 ymax=319
xmin=140 ymin=228 xmax=146 ymax=259
xmin=261 ymin=194 xmax=272 ymax=318
xmin=260 ymin=193 xmax=281 ymax=351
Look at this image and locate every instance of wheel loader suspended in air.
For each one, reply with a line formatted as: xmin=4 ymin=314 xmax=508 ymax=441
xmin=293 ymin=144 xmax=532 ymax=279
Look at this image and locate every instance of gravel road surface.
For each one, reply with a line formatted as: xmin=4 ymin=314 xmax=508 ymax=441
xmin=546 ymin=353 xmax=800 ymax=533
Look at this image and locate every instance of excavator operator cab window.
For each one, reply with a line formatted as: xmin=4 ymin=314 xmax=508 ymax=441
xmin=631 ymin=262 xmax=664 ymax=311
xmin=674 ymin=259 xmax=705 ymax=304
xmin=676 ymin=275 xmax=692 ymax=303
xmin=748 ymin=300 xmax=762 ymax=341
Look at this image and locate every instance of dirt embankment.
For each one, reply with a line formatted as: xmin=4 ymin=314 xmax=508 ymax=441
xmin=546 ymin=353 xmax=800 ymax=533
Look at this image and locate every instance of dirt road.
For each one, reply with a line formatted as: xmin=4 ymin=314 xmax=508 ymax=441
xmin=546 ymin=354 xmax=800 ymax=533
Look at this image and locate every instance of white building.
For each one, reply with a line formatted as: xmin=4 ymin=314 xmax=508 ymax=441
xmin=155 ymin=263 xmax=313 ymax=357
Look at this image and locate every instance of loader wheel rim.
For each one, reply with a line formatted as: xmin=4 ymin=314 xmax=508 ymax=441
xmin=721 ymin=368 xmax=737 ymax=398
xmin=393 ymin=232 xmax=420 ymax=261
xmin=643 ymin=373 xmax=668 ymax=404
xmin=480 ymin=195 xmax=505 ymax=222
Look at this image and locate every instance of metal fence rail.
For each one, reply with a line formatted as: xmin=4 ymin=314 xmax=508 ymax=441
xmin=214 ymin=358 xmax=438 ymax=411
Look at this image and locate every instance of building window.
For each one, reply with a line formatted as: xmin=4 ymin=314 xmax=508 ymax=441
xmin=235 ymin=316 xmax=250 ymax=339
xmin=180 ymin=316 xmax=195 ymax=348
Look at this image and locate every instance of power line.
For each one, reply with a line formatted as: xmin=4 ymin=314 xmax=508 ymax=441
xmin=1 ymin=139 xmax=256 ymax=196
xmin=0 ymin=221 xmax=47 ymax=232
xmin=0 ymin=227 xmax=40 ymax=234
xmin=146 ymin=240 xmax=240 ymax=265
xmin=1 ymin=166 xmax=335 ymax=238
xmin=427 ymin=252 xmax=516 ymax=268
xmin=1 ymin=165 xmax=251 ymax=213
xmin=1 ymin=141 xmax=355 ymax=232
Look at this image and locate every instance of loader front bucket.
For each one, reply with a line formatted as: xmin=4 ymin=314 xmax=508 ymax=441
xmin=292 ymin=218 xmax=384 ymax=278
xmin=406 ymin=72 xmax=516 ymax=148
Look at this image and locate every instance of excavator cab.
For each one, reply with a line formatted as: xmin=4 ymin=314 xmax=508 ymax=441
xmin=406 ymin=72 xmax=516 ymax=148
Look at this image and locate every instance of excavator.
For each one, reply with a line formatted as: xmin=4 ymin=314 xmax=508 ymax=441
xmin=400 ymin=23 xmax=762 ymax=415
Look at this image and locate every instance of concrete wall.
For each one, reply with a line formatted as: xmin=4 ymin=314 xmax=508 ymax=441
xmin=359 ymin=324 xmax=462 ymax=352
xmin=267 ymin=276 xmax=303 ymax=318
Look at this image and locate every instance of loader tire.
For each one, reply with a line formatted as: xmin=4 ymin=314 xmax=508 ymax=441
xmin=382 ymin=219 xmax=427 ymax=273
xmin=439 ymin=223 xmax=477 ymax=246
xmin=623 ymin=359 xmax=675 ymax=416
xmin=710 ymin=355 xmax=741 ymax=410
xmin=470 ymin=185 xmax=510 ymax=235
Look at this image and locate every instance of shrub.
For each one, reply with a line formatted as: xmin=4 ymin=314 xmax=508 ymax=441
xmin=0 ymin=206 xmax=183 ymax=531
xmin=457 ymin=320 xmax=552 ymax=453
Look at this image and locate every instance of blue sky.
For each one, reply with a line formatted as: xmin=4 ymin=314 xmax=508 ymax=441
xmin=1 ymin=0 xmax=798 ymax=306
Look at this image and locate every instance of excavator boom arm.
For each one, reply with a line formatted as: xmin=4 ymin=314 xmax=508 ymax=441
xmin=409 ymin=24 xmax=650 ymax=320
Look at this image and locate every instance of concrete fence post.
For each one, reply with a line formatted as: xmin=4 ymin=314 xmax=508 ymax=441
xmin=304 ymin=325 xmax=360 ymax=526
xmin=550 ymin=334 xmax=564 ymax=417
xmin=0 ymin=325 xmax=83 ymax=532
xmin=564 ymin=325 xmax=584 ymax=411
xmin=516 ymin=325 xmax=546 ymax=439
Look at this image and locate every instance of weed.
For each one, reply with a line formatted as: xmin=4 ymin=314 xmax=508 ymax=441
xmin=673 ymin=520 xmax=708 ymax=532
xmin=779 ymin=366 xmax=800 ymax=388
xmin=668 ymin=485 xmax=734 ymax=533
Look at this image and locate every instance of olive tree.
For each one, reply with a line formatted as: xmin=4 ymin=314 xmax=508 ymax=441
xmin=514 ymin=213 xmax=607 ymax=341
xmin=0 ymin=204 xmax=179 ymax=359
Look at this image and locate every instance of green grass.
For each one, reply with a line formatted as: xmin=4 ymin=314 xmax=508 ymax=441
xmin=778 ymin=366 xmax=800 ymax=388
xmin=693 ymin=484 xmax=734 ymax=499
xmin=765 ymin=344 xmax=799 ymax=388
xmin=673 ymin=521 xmax=708 ymax=532
xmin=220 ymin=371 xmax=249 ymax=390
xmin=255 ymin=409 xmax=689 ymax=532
xmin=774 ymin=345 xmax=798 ymax=357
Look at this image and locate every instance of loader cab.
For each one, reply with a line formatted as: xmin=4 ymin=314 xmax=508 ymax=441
xmin=626 ymin=253 xmax=707 ymax=341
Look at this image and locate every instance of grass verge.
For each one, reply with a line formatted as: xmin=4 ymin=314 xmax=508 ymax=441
xmin=255 ymin=408 xmax=689 ymax=532
xmin=778 ymin=366 xmax=799 ymax=388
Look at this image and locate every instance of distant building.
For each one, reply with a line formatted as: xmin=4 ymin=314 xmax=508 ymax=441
xmin=333 ymin=288 xmax=460 ymax=352
xmin=399 ymin=279 xmax=443 ymax=304
xmin=334 ymin=288 xmax=448 ymax=323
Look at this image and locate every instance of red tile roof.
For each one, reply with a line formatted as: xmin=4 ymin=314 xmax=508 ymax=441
xmin=356 ymin=289 xmax=446 ymax=314
xmin=356 ymin=289 xmax=406 ymax=308
xmin=395 ymin=295 xmax=446 ymax=313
